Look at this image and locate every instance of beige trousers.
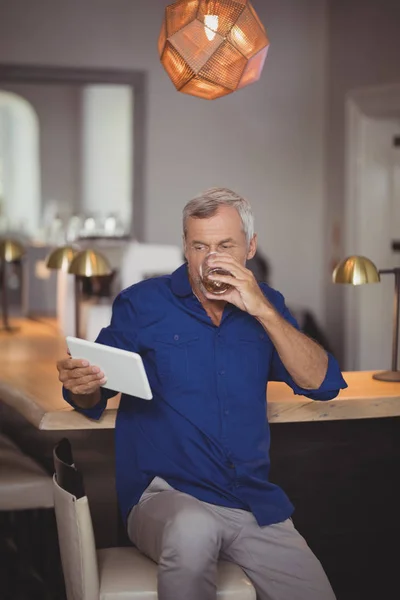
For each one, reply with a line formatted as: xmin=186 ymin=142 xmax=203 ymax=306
xmin=127 ymin=477 xmax=336 ymax=600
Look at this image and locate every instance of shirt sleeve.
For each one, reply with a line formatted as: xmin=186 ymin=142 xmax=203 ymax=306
xmin=62 ymin=290 xmax=139 ymax=420
xmin=267 ymin=290 xmax=348 ymax=401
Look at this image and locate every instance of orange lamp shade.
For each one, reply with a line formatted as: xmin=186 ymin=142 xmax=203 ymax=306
xmin=158 ymin=0 xmax=269 ymax=100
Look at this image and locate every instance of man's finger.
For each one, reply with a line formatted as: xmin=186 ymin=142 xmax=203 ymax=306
xmin=59 ymin=367 xmax=104 ymax=383
xmin=208 ymin=256 xmax=248 ymax=277
xmin=68 ymin=373 xmax=104 ymax=387
xmin=58 ymin=358 xmax=91 ymax=370
xmin=71 ymin=380 xmax=105 ymax=395
xmin=203 ymin=289 xmax=238 ymax=302
xmin=208 ymin=273 xmax=243 ymax=286
xmin=69 ymin=366 xmax=104 ymax=380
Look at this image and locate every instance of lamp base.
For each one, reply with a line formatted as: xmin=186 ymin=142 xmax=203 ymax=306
xmin=372 ymin=370 xmax=400 ymax=382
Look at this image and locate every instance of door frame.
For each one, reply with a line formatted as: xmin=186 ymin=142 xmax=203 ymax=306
xmin=345 ymin=83 xmax=400 ymax=370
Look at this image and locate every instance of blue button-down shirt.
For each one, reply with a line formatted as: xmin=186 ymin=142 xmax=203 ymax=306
xmin=64 ymin=264 xmax=347 ymax=526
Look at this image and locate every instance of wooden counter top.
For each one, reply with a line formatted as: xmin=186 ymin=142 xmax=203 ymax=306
xmin=1 ymin=319 xmax=400 ymax=430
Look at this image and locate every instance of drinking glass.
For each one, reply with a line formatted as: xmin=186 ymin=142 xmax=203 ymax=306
xmin=199 ymin=252 xmax=233 ymax=295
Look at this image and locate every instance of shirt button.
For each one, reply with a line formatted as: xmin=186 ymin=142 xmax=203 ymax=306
xmin=227 ymin=462 xmax=235 ymax=469
xmin=174 ymin=334 xmax=179 ymax=341
xmin=259 ymin=333 xmax=265 ymax=339
xmin=219 ymin=370 xmax=225 ymax=376
xmin=224 ymin=410 xmax=229 ymax=416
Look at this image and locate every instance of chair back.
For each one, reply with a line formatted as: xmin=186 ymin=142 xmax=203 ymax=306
xmin=53 ymin=438 xmax=100 ymax=600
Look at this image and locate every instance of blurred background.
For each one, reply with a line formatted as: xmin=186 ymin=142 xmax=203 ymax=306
xmin=0 ymin=0 xmax=399 ymax=370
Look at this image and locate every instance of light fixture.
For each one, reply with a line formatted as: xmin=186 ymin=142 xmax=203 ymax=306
xmin=204 ymin=14 xmax=218 ymax=41
xmin=0 ymin=238 xmax=25 ymax=332
xmin=45 ymin=245 xmax=77 ymax=272
xmin=46 ymin=247 xmax=111 ymax=338
xmin=68 ymin=249 xmax=111 ymax=279
xmin=158 ymin=0 xmax=269 ymax=100
xmin=333 ymin=255 xmax=400 ymax=382
xmin=68 ymin=249 xmax=112 ymax=339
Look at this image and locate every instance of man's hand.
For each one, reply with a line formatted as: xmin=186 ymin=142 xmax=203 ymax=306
xmin=204 ymin=253 xmax=273 ymax=318
xmin=204 ymin=254 xmax=328 ymax=390
xmin=57 ymin=356 xmax=106 ymax=395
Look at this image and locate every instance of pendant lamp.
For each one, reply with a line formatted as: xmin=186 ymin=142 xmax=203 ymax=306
xmin=158 ymin=0 xmax=269 ymax=100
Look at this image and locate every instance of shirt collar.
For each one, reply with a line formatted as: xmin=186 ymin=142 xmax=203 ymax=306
xmin=171 ymin=263 xmax=193 ymax=297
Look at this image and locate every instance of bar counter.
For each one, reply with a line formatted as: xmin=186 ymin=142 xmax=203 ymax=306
xmin=1 ymin=319 xmax=400 ymax=430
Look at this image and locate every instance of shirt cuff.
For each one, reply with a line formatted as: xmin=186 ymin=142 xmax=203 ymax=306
xmin=290 ymin=353 xmax=348 ymax=401
xmin=62 ymin=386 xmax=112 ymax=420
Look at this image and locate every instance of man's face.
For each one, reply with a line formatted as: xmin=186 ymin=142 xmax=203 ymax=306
xmin=184 ymin=205 xmax=257 ymax=293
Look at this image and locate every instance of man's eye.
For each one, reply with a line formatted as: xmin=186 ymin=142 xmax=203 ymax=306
xmin=194 ymin=245 xmax=205 ymax=251
xmin=221 ymin=244 xmax=233 ymax=249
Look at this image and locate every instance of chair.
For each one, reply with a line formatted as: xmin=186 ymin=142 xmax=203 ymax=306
xmin=53 ymin=438 xmax=256 ymax=600
xmin=0 ymin=432 xmax=57 ymax=598
xmin=0 ymin=433 xmax=53 ymax=512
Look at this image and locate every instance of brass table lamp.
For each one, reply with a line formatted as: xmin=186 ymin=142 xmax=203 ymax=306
xmin=333 ymin=255 xmax=400 ymax=382
xmin=45 ymin=245 xmax=77 ymax=335
xmin=69 ymin=250 xmax=112 ymax=338
xmin=45 ymin=245 xmax=77 ymax=272
xmin=46 ymin=246 xmax=111 ymax=338
xmin=0 ymin=239 xmax=25 ymax=332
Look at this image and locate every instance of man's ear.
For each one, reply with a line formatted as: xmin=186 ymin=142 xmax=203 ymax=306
xmin=247 ymin=234 xmax=257 ymax=260
xmin=182 ymin=235 xmax=188 ymax=262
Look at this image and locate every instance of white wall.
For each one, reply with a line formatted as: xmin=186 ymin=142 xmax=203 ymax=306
xmin=0 ymin=0 xmax=328 ymax=323
xmin=325 ymin=0 xmax=400 ymax=363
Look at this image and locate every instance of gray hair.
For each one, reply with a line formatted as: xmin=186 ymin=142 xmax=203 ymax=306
xmin=183 ymin=187 xmax=255 ymax=246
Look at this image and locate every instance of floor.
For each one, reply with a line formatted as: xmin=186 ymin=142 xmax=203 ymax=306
xmin=0 ymin=510 xmax=66 ymax=600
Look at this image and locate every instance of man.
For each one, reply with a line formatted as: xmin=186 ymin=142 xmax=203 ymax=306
xmin=58 ymin=188 xmax=347 ymax=600
xmin=247 ymin=250 xmax=333 ymax=352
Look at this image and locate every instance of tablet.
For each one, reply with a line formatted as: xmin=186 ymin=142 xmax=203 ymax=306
xmin=66 ymin=336 xmax=152 ymax=400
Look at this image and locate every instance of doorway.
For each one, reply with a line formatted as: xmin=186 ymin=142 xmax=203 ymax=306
xmin=0 ymin=90 xmax=41 ymax=238
xmin=345 ymin=84 xmax=400 ymax=371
